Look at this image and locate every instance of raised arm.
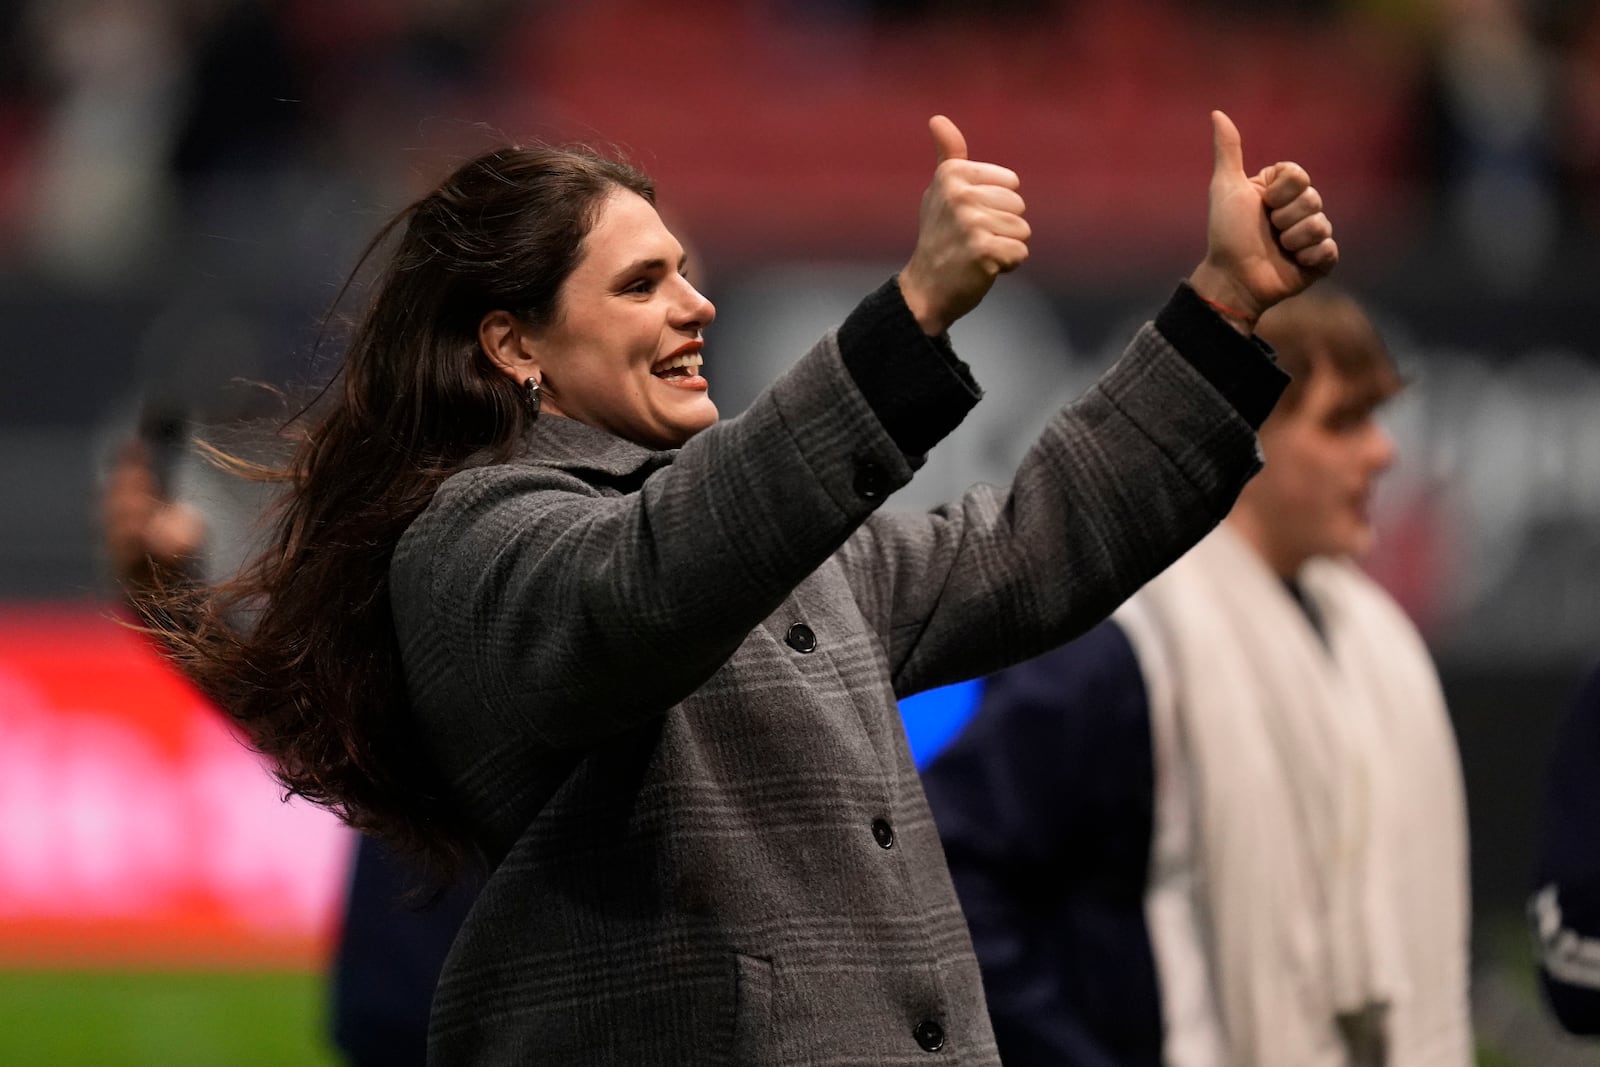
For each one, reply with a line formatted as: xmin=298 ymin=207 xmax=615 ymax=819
xmin=841 ymin=112 xmax=1333 ymax=693
xmin=394 ymin=118 xmax=1032 ymax=751
xmin=1189 ymin=110 xmax=1338 ymax=333
xmin=898 ymin=115 xmax=1030 ymax=336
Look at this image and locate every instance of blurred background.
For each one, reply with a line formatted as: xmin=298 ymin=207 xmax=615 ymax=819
xmin=1 ymin=0 xmax=1598 ymax=1062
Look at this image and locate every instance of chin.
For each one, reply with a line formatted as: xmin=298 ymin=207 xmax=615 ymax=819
xmin=653 ymin=419 xmax=716 ymax=449
xmin=673 ymin=403 xmax=719 ymax=442
xmin=1341 ymin=527 xmax=1377 ymax=561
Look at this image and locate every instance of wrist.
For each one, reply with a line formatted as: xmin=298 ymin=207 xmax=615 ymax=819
xmin=895 ymin=268 xmax=949 ymax=337
xmin=1187 ymin=262 xmax=1260 ymax=335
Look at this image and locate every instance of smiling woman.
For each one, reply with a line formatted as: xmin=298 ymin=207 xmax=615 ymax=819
xmin=131 ymin=113 xmax=1340 ymax=1065
xmin=477 ymin=189 xmax=719 ymax=449
xmin=135 ymin=145 xmax=663 ymax=878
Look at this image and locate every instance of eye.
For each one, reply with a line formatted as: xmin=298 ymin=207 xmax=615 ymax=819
xmin=623 ymin=277 xmax=656 ymax=295
xmin=1324 ymin=408 xmax=1368 ymax=433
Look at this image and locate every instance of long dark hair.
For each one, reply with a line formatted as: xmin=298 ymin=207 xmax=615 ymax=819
xmin=137 ymin=145 xmax=655 ymax=877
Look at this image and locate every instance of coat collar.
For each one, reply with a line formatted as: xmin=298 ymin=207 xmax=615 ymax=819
xmin=509 ymin=411 xmax=678 ymax=480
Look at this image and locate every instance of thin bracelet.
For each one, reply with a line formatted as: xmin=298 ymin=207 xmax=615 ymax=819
xmin=1197 ymin=293 xmax=1257 ymax=329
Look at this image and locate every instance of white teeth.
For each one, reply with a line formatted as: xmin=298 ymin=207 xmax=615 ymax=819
xmin=655 ymin=352 xmax=704 ymax=373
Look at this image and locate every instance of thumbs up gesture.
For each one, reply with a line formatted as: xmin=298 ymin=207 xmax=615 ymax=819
xmin=898 ymin=115 xmax=1031 ymax=336
xmin=1190 ymin=110 xmax=1338 ymax=332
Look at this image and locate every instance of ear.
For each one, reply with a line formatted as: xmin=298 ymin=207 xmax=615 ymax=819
xmin=478 ymin=309 xmax=539 ymax=384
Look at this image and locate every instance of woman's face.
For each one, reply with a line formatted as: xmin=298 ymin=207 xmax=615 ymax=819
xmin=533 ymin=190 xmax=718 ymax=449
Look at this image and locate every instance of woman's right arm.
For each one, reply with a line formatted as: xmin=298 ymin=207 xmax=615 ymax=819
xmin=392 ymin=277 xmax=972 ymax=751
xmin=393 ymin=117 xmax=1030 ymax=751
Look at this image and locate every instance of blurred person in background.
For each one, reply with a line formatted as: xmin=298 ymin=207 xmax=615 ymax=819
xmin=125 ymin=109 xmax=1338 ymax=1063
xmin=100 ymin=433 xmax=477 ymax=1067
xmin=1530 ymin=663 xmax=1600 ymax=1037
xmin=923 ymin=288 xmax=1472 ymax=1066
xmin=1423 ymin=0 xmax=1559 ymax=296
xmin=80 ymin=2 xmax=526 ymax=1056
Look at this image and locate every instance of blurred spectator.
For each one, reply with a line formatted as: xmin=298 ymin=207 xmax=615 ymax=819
xmin=100 ymin=419 xmax=476 ymax=1067
xmin=25 ymin=0 xmax=188 ymax=287
xmin=169 ymin=0 xmax=310 ymax=184
xmin=74 ymin=13 xmax=528 ymax=1049
xmin=922 ymin=288 xmax=1472 ymax=1066
xmin=1530 ymin=661 xmax=1600 ymax=1036
xmin=13 ymin=0 xmax=520 ymax=287
xmin=1553 ymin=2 xmax=1600 ymax=229
xmin=1422 ymin=0 xmax=1559 ymax=293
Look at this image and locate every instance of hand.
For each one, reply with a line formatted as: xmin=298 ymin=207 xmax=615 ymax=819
xmin=1189 ymin=110 xmax=1338 ymax=333
xmin=102 ymin=439 xmax=207 ymax=591
xmin=898 ymin=115 xmax=1031 ymax=336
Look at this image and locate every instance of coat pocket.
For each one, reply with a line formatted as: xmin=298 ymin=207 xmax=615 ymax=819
xmin=731 ymin=953 xmax=775 ymax=1063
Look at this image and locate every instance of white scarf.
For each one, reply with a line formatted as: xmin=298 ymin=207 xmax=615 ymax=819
xmin=1116 ymin=525 xmax=1472 ymax=1067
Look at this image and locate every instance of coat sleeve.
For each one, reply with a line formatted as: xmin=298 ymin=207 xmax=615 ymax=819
xmin=1531 ymin=661 xmax=1600 ymax=1034
xmin=393 ymin=282 xmax=976 ymax=751
xmin=920 ymin=620 xmax=1164 ymax=1067
xmin=837 ymin=285 xmax=1284 ymax=698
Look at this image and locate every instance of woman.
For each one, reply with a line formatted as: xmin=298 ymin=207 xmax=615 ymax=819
xmin=143 ymin=112 xmax=1335 ymax=1064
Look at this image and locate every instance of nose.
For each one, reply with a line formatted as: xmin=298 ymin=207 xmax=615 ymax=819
xmin=671 ymin=277 xmax=716 ymax=332
xmin=1367 ymin=421 xmax=1396 ymax=473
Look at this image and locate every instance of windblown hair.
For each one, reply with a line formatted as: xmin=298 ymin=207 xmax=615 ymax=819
xmin=137 ymin=145 xmax=654 ymax=877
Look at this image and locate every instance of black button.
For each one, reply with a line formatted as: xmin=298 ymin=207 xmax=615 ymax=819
xmin=871 ymin=818 xmax=895 ymax=849
xmin=784 ymin=623 xmax=817 ymax=654
xmin=913 ymin=1019 xmax=944 ymax=1052
xmin=853 ymin=459 xmax=888 ymax=501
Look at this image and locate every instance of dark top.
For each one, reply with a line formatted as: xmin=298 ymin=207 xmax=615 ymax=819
xmin=922 ymin=620 xmax=1162 ymax=1066
xmin=1532 ymin=661 xmax=1600 ymax=1035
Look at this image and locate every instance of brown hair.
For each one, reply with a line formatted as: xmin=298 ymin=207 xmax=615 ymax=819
xmin=1255 ymin=287 xmax=1404 ymax=418
xmin=135 ymin=145 xmax=654 ymax=877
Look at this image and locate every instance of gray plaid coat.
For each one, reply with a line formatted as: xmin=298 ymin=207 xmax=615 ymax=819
xmin=391 ymin=283 xmax=1279 ymax=1065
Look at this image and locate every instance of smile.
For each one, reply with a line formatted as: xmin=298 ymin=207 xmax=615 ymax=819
xmin=652 ymin=351 xmax=703 ymax=379
xmin=652 ymin=339 xmax=706 ymax=388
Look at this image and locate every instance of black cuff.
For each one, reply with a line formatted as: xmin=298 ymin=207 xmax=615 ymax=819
xmin=837 ymin=277 xmax=982 ymax=457
xmin=1154 ymin=281 xmax=1288 ymax=430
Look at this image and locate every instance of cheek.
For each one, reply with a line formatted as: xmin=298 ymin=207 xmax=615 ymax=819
xmin=1263 ymin=449 xmax=1319 ymax=506
xmin=1286 ymin=443 xmax=1345 ymax=495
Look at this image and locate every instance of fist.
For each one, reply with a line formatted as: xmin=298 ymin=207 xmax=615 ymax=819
xmin=898 ymin=115 xmax=1031 ymax=336
xmin=102 ymin=439 xmax=207 ymax=589
xmin=1191 ymin=110 xmax=1338 ymax=330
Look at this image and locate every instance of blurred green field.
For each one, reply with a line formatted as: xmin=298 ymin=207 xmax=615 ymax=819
xmin=0 ymin=971 xmax=341 ymax=1067
xmin=0 ymin=962 xmax=1584 ymax=1067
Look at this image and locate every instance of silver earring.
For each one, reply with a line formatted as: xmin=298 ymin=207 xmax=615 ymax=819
xmin=524 ymin=376 xmax=541 ymax=417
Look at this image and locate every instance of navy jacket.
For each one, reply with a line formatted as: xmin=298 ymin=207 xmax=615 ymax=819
xmin=921 ymin=620 xmax=1162 ymax=1066
xmin=1532 ymin=662 xmax=1600 ymax=1035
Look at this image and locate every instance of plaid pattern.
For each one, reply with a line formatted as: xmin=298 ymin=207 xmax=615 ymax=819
xmin=391 ymin=307 xmax=1268 ymax=1065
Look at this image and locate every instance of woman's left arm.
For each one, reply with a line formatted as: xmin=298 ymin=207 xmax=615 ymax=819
xmin=840 ymin=287 xmax=1277 ymax=697
xmin=843 ymin=110 xmax=1334 ymax=695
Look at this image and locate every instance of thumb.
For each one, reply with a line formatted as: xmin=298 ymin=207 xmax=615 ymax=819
xmin=1210 ymin=109 xmax=1245 ymax=179
xmin=929 ymin=115 xmax=968 ymax=165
